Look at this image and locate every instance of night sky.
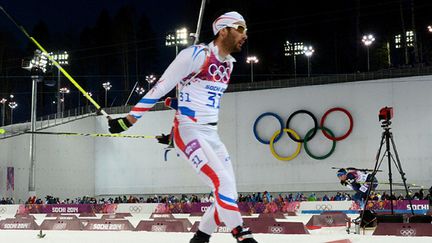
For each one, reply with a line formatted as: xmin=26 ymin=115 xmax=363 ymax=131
xmin=0 ymin=0 xmax=431 ymax=123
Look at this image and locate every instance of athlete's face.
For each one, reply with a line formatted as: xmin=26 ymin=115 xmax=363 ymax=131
xmin=338 ymin=174 xmax=347 ymax=181
xmin=222 ymin=22 xmax=248 ymax=53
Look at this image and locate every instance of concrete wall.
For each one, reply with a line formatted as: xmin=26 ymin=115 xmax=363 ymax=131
xmin=95 ymin=75 xmax=432 ymax=195
xmin=1 ymin=75 xmax=431 ymax=200
xmin=0 ymin=118 xmax=96 ymax=202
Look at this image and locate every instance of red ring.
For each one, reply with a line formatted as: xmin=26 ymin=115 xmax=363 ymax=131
xmin=320 ymin=107 xmax=353 ymax=141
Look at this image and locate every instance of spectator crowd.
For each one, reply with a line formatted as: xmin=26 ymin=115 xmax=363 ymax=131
xmin=1 ymin=188 xmax=431 ymax=205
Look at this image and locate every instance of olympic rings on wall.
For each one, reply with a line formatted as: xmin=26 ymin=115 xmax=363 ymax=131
xmin=253 ymin=112 xmax=284 ymax=144
xmin=269 ymin=128 xmax=301 ymax=161
xmin=253 ymin=107 xmax=353 ymax=161
xmin=286 ymin=110 xmax=318 ymax=142
xmin=320 ymin=107 xmax=353 ymax=141
xmin=304 ymin=127 xmax=336 ymax=160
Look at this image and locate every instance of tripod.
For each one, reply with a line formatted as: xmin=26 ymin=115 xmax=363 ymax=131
xmin=360 ymin=119 xmax=414 ymax=223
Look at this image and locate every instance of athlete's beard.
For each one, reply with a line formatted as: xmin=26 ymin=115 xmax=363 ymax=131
xmin=223 ymin=31 xmax=242 ymax=53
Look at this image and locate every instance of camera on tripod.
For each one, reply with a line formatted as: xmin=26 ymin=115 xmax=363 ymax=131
xmin=378 ymin=107 xmax=393 ymax=127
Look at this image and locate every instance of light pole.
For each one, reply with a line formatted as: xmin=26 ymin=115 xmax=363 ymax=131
xmin=304 ymin=46 xmax=315 ymax=77
xmin=59 ymin=87 xmax=70 ymax=114
xmin=246 ymin=56 xmax=259 ymax=82
xmin=22 ymin=49 xmax=50 ymax=198
xmin=85 ymin=92 xmax=92 ymax=112
xmin=284 ymin=41 xmax=304 ymax=78
xmin=49 ymin=51 xmax=69 ymax=114
xmin=362 ymin=34 xmax=375 ymax=71
xmin=0 ymin=98 xmax=6 ymax=127
xmin=102 ymin=82 xmax=112 ymax=108
xmin=145 ymin=74 xmax=156 ymax=91
xmin=165 ymin=28 xmax=189 ymax=56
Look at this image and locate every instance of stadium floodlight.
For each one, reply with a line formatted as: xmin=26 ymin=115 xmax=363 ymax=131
xmin=145 ymin=74 xmax=157 ymax=90
xmin=49 ymin=51 xmax=69 ymax=65
xmin=59 ymin=87 xmax=70 ymax=114
xmin=165 ymin=28 xmax=189 ymax=55
xmin=8 ymin=98 xmax=17 ymax=124
xmin=21 ymin=50 xmax=49 ymax=73
xmin=362 ymin=34 xmax=375 ymax=71
xmin=246 ymin=56 xmax=259 ymax=82
xmin=284 ymin=41 xmax=304 ymax=78
xmin=102 ymin=82 xmax=112 ymax=108
xmin=135 ymin=86 xmax=146 ymax=95
xmin=49 ymin=51 xmax=69 ymax=113
xmin=303 ymin=46 xmax=315 ymax=77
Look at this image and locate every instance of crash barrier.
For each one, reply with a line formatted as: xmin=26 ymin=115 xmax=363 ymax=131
xmin=79 ymin=212 xmax=97 ymax=217
xmin=0 ymin=205 xmax=20 ymax=215
xmin=4 ymin=200 xmax=429 ymax=217
xmin=373 ymin=223 xmax=432 ymax=236
xmin=0 ymin=218 xmax=38 ymax=230
xmin=101 ymin=214 xmax=126 ymax=219
xmin=55 ymin=215 xmax=78 ymax=220
xmin=306 ymin=212 xmax=350 ymax=229
xmin=258 ymin=212 xmax=286 ymax=219
xmin=150 ymin=213 xmax=175 ymax=219
xmin=191 ymin=219 xmax=309 ymax=234
xmin=83 ymin=219 xmax=134 ymax=231
xmin=135 ymin=219 xmax=189 ymax=232
xmin=40 ymin=219 xmax=82 ymax=230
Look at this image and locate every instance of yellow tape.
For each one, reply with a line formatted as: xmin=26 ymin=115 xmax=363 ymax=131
xmin=269 ymin=128 xmax=301 ymax=161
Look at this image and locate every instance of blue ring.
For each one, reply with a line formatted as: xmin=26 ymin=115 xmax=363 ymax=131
xmin=253 ymin=112 xmax=284 ymax=144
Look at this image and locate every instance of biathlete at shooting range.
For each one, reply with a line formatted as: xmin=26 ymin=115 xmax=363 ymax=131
xmin=335 ymin=167 xmax=379 ymax=203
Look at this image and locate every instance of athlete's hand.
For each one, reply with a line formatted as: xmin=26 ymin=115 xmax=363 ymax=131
xmin=157 ymin=133 xmax=171 ymax=145
xmin=164 ymin=97 xmax=178 ymax=110
xmin=340 ymin=180 xmax=348 ymax=186
xmin=108 ymin=117 xmax=132 ymax=133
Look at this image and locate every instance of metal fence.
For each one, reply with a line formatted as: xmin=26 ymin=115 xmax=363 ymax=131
xmin=227 ymin=66 xmax=432 ymax=92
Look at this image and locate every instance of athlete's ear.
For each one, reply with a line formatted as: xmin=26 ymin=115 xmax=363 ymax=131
xmin=218 ymin=28 xmax=229 ymax=38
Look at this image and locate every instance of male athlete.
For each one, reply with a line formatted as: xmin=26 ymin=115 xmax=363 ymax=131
xmin=337 ymin=168 xmax=378 ymax=202
xmin=108 ymin=11 xmax=257 ymax=243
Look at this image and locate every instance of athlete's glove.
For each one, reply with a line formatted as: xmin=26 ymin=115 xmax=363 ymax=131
xmin=340 ymin=180 xmax=348 ymax=186
xmin=164 ymin=97 xmax=178 ymax=110
xmin=157 ymin=133 xmax=171 ymax=145
xmin=108 ymin=117 xmax=132 ymax=133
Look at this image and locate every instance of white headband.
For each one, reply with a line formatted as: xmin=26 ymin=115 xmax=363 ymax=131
xmin=212 ymin=11 xmax=246 ymax=35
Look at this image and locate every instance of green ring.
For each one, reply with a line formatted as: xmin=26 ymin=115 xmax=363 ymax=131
xmin=303 ymin=126 xmax=336 ymax=160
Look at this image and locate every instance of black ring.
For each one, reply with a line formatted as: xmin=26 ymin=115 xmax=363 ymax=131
xmin=285 ymin=109 xmax=318 ymax=142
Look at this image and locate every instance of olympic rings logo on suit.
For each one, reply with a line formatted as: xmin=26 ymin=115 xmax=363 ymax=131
xmin=208 ymin=63 xmax=230 ymax=83
xmin=253 ymin=107 xmax=353 ymax=161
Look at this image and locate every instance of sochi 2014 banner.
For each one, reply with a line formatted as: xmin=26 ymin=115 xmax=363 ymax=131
xmin=365 ymin=200 xmax=430 ymax=211
xmin=18 ymin=204 xmax=118 ymax=214
xmin=154 ymin=201 xmax=301 ymax=214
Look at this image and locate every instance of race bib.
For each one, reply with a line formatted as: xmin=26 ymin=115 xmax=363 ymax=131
xmin=359 ymin=184 xmax=369 ymax=193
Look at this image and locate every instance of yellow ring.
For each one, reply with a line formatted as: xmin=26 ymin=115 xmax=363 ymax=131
xmin=269 ymin=128 xmax=302 ymax=161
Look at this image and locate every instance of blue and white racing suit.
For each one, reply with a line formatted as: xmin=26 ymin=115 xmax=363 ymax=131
xmin=129 ymin=41 xmax=242 ymax=234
